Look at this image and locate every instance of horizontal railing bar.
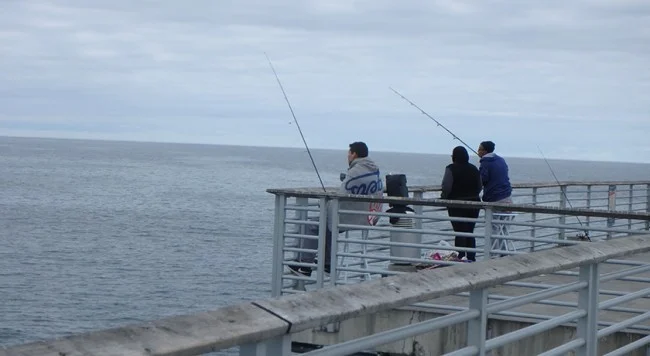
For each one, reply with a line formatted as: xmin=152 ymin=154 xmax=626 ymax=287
xmin=337 ymin=214 xmax=648 ymax=235
xmin=269 ymin=181 xmax=650 ymax=195
xmin=285 ymin=205 xmax=320 ymax=212
xmin=490 ymin=235 xmax=580 ymax=245
xmin=601 ymin=264 xmax=650 ymax=282
xmin=337 ymin=252 xmax=437 ymax=266
xmin=536 ymin=338 xmax=586 ymax=356
xmin=502 ymin=281 xmax=650 ymax=300
xmin=602 ymin=334 xmax=650 ymax=356
xmin=335 ymin=266 xmax=403 ymax=276
xmin=275 ymin=193 xmax=650 ymax=221
xmin=598 ymin=288 xmax=650 ymax=310
xmin=283 ymin=219 xmax=320 ymax=226
xmin=485 ymin=310 xmax=587 ymax=350
xmin=407 ymin=304 xmax=650 ymax=334
xmin=301 ymin=310 xmax=480 ymax=356
xmin=410 ymin=303 xmax=467 ymax=312
xmin=283 ymin=247 xmax=316 ymax=254
xmin=283 ymin=233 xmax=319 ymax=240
xmin=504 ymin=310 xmax=650 ymax=333
xmin=483 ymin=293 xmax=647 ymax=315
xmin=338 ymin=237 xmax=481 ymax=251
xmin=443 ymin=346 xmax=479 ymax=356
xmin=485 ymin=281 xmax=587 ymax=314
xmin=606 ymin=259 xmax=650 ymax=266
xmin=598 ymin=311 xmax=650 ymax=338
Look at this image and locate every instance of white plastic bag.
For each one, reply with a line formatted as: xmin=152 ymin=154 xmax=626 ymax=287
xmin=422 ymin=240 xmax=458 ymax=261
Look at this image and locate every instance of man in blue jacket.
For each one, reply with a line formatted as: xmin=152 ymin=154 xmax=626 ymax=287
xmin=478 ymin=140 xmax=513 ymax=247
xmin=478 ymin=141 xmax=512 ymax=204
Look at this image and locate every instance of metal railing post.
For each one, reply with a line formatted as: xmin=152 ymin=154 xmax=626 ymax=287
xmin=240 ymin=334 xmax=292 ymax=356
xmin=576 ymin=263 xmax=599 ymax=356
xmin=484 ymin=207 xmax=493 ymax=260
xmin=316 ymin=197 xmax=328 ymax=289
xmin=647 ymin=183 xmax=650 ymax=230
xmin=296 ymin=197 xmax=309 ymax=234
xmin=413 ymin=191 xmax=424 ymax=231
xmin=271 ymin=194 xmax=287 ymax=297
xmin=629 ymin=184 xmax=634 ymax=232
xmin=586 ymin=185 xmax=592 ymax=227
xmin=530 ymin=187 xmax=537 ymax=252
xmin=607 ymin=185 xmax=617 ymax=239
xmin=559 ymin=186 xmax=567 ymax=240
xmin=329 ymin=198 xmax=339 ymax=286
xmin=294 ymin=197 xmax=310 ymax=292
xmin=468 ymin=288 xmax=488 ymax=356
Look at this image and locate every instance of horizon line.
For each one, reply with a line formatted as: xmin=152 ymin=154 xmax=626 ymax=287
xmin=0 ymin=134 xmax=646 ymax=166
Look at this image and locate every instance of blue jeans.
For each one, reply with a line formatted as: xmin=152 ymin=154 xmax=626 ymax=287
xmin=297 ymin=224 xmax=333 ymax=267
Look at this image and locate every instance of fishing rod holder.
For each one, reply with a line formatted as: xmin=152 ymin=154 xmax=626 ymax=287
xmin=385 ymin=174 xmax=412 ymax=221
xmin=385 ymin=174 xmax=420 ymax=264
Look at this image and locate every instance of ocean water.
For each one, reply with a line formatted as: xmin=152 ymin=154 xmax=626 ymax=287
xmin=1 ymin=136 xmax=650 ymax=350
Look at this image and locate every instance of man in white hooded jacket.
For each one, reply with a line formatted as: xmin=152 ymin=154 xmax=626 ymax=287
xmin=290 ymin=141 xmax=383 ymax=277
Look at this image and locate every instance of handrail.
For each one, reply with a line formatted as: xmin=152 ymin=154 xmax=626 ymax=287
xmin=268 ymin=190 xmax=650 ymax=221
xmin=267 ymin=180 xmax=650 ymax=195
xmin=3 ymin=236 xmax=650 ymax=356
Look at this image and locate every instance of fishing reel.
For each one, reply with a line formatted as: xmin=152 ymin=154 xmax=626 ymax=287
xmin=575 ymin=230 xmax=591 ymax=242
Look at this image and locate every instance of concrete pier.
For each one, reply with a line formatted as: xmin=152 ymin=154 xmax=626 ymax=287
xmin=292 ymin=253 xmax=650 ymax=355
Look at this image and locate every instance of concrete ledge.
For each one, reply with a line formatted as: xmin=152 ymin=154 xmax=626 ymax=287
xmin=255 ymin=235 xmax=650 ymax=334
xmin=0 ymin=304 xmax=289 ymax=356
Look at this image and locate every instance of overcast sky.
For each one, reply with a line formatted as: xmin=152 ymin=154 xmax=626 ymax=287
xmin=1 ymin=1 xmax=648 ymax=162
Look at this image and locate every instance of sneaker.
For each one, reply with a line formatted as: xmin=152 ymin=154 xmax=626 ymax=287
xmin=289 ymin=264 xmax=312 ymax=277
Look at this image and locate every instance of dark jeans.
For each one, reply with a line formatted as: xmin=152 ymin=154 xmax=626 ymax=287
xmin=297 ymin=224 xmax=333 ymax=267
xmin=448 ymin=207 xmax=480 ymax=261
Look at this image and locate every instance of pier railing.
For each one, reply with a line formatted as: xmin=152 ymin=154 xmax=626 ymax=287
xmin=3 ymin=236 xmax=650 ymax=356
xmin=267 ymin=181 xmax=650 ymax=295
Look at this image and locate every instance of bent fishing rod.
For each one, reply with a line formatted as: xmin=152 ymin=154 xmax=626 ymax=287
xmin=389 ymin=87 xmax=478 ymax=156
xmin=390 ymin=87 xmax=590 ymax=240
xmin=264 ymin=53 xmax=327 ymax=192
xmin=537 ymin=146 xmax=591 ymax=241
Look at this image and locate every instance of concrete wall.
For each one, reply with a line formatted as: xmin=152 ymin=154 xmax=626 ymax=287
xmin=292 ymin=308 xmax=648 ymax=356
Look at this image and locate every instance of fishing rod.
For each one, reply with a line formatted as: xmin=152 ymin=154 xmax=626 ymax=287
xmin=391 ymin=86 xmax=589 ymax=240
xmin=389 ymin=87 xmax=478 ymax=156
xmin=537 ymin=146 xmax=591 ymax=241
xmin=264 ymin=53 xmax=326 ymax=192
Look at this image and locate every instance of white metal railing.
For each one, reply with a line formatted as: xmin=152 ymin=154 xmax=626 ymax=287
xmin=269 ymin=182 xmax=650 ymax=296
xmin=263 ymin=181 xmax=650 ymax=354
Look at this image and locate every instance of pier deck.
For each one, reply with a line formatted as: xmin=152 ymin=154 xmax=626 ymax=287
xmin=419 ymin=251 xmax=650 ymax=332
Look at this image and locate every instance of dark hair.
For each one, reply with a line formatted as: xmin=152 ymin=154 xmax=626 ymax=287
xmin=480 ymin=141 xmax=495 ymax=153
xmin=349 ymin=141 xmax=369 ymax=158
xmin=452 ymin=146 xmax=469 ymax=163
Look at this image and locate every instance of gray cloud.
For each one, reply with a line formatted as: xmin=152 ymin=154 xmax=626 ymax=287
xmin=0 ymin=0 xmax=649 ymax=162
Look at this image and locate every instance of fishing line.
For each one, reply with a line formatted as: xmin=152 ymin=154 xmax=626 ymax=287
xmin=264 ymin=53 xmax=326 ymax=192
xmin=537 ymin=146 xmax=590 ymax=241
xmin=391 ymin=87 xmax=589 ymax=240
xmin=389 ymin=87 xmax=478 ymax=156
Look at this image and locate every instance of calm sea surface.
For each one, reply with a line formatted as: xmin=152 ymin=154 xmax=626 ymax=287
xmin=2 ymin=136 xmax=650 ymax=350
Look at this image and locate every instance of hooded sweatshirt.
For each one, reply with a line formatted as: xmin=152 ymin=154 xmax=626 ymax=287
xmin=328 ymin=157 xmax=383 ymax=230
xmin=479 ymin=152 xmax=512 ymax=202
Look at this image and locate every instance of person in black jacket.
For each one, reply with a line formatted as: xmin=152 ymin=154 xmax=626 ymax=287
xmin=440 ymin=146 xmax=483 ymax=261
